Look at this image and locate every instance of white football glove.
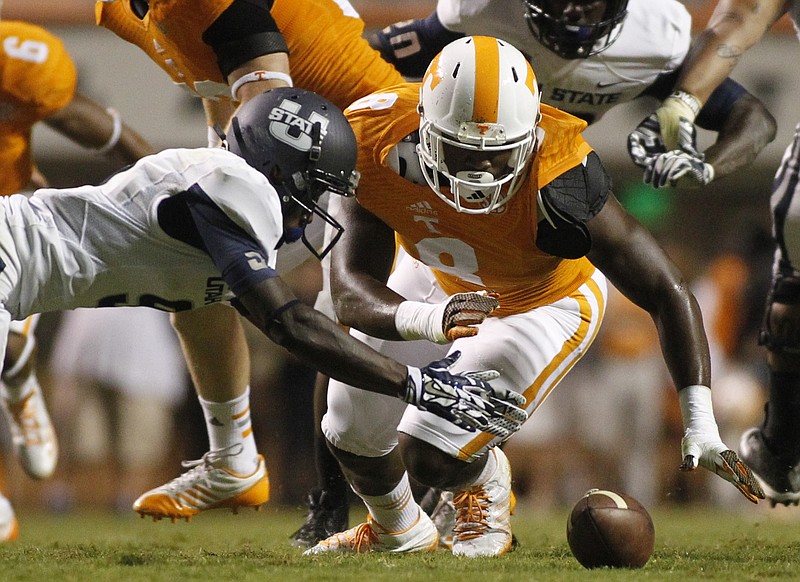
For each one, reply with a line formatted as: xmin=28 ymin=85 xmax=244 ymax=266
xmin=644 ymin=118 xmax=714 ymax=189
xmin=404 ymin=351 xmax=527 ymax=439
xmin=678 ymin=386 xmax=764 ymax=504
xmin=395 ymin=291 xmax=500 ymax=344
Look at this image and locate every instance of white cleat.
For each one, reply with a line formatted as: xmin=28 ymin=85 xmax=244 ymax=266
xmin=304 ymin=511 xmax=439 ymax=555
xmin=132 ymin=446 xmax=270 ymax=522
xmin=452 ymin=447 xmax=513 ymax=557
xmin=0 ymin=495 xmax=19 ymax=542
xmin=2 ymin=382 xmax=58 ymax=480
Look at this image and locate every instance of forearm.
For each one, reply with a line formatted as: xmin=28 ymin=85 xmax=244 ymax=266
xmin=653 ymin=287 xmax=711 ymax=390
xmin=333 ymin=273 xmax=406 ymax=341
xmin=242 ymin=294 xmax=407 ymax=397
xmin=703 ymin=96 xmax=777 ymax=178
xmin=677 ymin=0 xmax=786 ymax=104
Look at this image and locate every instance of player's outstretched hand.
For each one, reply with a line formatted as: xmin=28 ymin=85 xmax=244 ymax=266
xmin=680 ymin=433 xmax=765 ymax=504
xmin=643 ymin=118 xmax=714 ymax=189
xmin=404 ymin=351 xmax=527 ymax=439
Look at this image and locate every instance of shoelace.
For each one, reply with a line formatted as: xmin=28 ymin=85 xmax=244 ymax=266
xmin=321 ymin=520 xmax=380 ymax=552
xmin=164 ymin=443 xmax=245 ymax=493
xmin=453 ymin=487 xmax=491 ymax=541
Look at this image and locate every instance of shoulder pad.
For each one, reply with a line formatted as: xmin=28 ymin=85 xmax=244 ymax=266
xmin=536 ymin=152 xmax=611 ymax=259
xmin=386 ymin=132 xmax=426 ymax=185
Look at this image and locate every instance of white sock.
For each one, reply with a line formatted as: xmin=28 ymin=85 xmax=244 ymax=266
xmin=358 ymin=473 xmax=421 ymax=534
xmin=199 ymin=386 xmax=259 ymax=474
xmin=2 ymin=374 xmax=38 ymax=403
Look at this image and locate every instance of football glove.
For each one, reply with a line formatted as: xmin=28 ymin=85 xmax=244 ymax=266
xmin=404 ymin=351 xmax=527 ymax=439
xmin=644 ymin=118 xmax=715 ymax=189
xmin=628 ymin=113 xmax=666 ymax=168
xmin=678 ymin=386 xmax=765 ymax=504
xmin=395 ymin=291 xmax=500 ymax=344
xmin=656 ymin=90 xmax=702 ymax=151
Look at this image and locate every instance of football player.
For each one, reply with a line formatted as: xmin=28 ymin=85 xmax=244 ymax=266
xmin=369 ymin=0 xmax=776 ymax=189
xmin=95 ymin=0 xmax=405 ymax=542
xmin=0 ymin=90 xmax=526 ymax=534
xmin=0 ymin=19 xmax=153 ymax=541
xmin=645 ymin=0 xmax=800 ymax=507
xmin=305 ymin=36 xmax=764 ymax=558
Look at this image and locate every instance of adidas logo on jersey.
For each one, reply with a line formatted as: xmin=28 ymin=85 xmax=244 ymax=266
xmin=407 ymin=200 xmax=437 ymax=216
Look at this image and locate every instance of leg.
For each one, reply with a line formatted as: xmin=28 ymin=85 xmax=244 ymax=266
xmin=740 ymin=125 xmax=800 ymax=506
xmin=290 ymin=372 xmax=351 ymax=547
xmin=132 ymin=303 xmax=269 ymax=521
xmin=1 ymin=314 xmax=58 ymax=480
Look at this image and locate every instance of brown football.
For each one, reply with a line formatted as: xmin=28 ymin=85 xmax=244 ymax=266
xmin=567 ymin=489 xmax=655 ymax=569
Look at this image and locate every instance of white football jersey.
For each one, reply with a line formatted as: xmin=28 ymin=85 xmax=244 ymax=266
xmin=436 ymin=0 xmax=691 ymax=123
xmin=0 ymin=147 xmax=283 ymax=320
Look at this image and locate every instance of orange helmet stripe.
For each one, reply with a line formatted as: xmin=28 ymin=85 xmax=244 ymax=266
xmin=471 ymin=36 xmax=500 ymax=123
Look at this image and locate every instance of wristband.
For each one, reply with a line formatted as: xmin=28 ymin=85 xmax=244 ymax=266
xmin=95 ymin=107 xmax=122 ymax=154
xmin=678 ymin=384 xmax=720 ymax=435
xmin=231 ymin=70 xmax=293 ymax=102
xmin=669 ymin=90 xmax=702 ymax=119
xmin=394 ymin=300 xmax=447 ymax=343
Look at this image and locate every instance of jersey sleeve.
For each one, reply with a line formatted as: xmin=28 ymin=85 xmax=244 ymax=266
xmin=183 ymin=184 xmax=280 ymax=297
xmin=0 ymin=22 xmax=77 ymax=122
xmin=368 ymin=12 xmax=462 ymax=79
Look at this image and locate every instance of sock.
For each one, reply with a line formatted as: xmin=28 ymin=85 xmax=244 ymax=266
xmin=358 ymin=473 xmax=421 ymax=534
xmin=763 ymin=369 xmax=800 ymax=457
xmin=199 ymin=386 xmax=259 ymax=474
xmin=2 ymin=374 xmax=38 ymax=404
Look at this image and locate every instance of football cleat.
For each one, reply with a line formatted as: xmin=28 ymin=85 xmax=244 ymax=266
xmin=452 ymin=447 xmax=514 ymax=557
xmin=1 ymin=381 xmax=58 ymax=480
xmin=739 ymin=427 xmax=800 ymax=507
xmin=303 ymin=511 xmax=439 ymax=555
xmin=132 ymin=447 xmax=270 ymax=522
xmin=0 ymin=495 xmax=18 ymax=542
xmin=290 ymin=488 xmax=350 ymax=548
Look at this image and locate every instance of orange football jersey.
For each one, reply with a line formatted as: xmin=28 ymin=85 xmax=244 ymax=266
xmin=345 ymin=84 xmax=596 ymax=317
xmin=0 ymin=22 xmax=77 ymax=196
xmin=96 ymin=0 xmax=404 ymax=109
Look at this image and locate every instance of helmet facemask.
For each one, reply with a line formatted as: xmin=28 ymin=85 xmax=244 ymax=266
xmin=523 ymin=0 xmax=629 ymax=59
xmin=418 ymin=116 xmax=539 ymax=214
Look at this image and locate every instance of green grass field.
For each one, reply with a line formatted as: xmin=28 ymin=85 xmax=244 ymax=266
xmin=2 ymin=502 xmax=800 ymax=581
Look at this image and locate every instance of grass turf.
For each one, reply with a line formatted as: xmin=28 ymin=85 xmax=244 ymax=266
xmin=1 ymin=502 xmax=799 ymax=581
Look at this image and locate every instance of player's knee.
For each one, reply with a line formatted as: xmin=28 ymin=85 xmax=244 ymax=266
xmin=399 ymin=434 xmax=464 ymax=489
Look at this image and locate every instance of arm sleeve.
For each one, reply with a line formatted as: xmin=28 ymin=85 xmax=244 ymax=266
xmin=368 ymin=12 xmax=463 ymax=79
xmin=536 ymin=152 xmax=611 ymax=259
xmin=203 ymin=0 xmax=289 ymax=78
xmin=181 ymin=185 xmax=280 ymax=296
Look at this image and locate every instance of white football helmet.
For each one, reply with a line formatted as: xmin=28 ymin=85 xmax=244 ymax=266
xmin=417 ymin=36 xmax=542 ymax=214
